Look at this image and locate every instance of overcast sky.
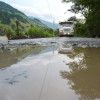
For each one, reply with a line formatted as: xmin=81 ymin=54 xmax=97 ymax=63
xmin=0 ymin=0 xmax=83 ymax=23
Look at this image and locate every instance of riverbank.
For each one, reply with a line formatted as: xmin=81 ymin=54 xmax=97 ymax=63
xmin=0 ymin=37 xmax=100 ymax=48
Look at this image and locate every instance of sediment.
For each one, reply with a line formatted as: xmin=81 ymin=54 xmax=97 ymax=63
xmin=0 ymin=37 xmax=100 ymax=48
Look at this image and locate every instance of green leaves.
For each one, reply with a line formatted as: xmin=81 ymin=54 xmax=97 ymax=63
xmin=4 ymin=26 xmax=15 ymax=39
xmin=0 ymin=1 xmax=48 ymax=34
xmin=63 ymin=0 xmax=100 ymax=37
xmin=27 ymin=27 xmax=55 ymax=38
xmin=74 ymin=22 xmax=90 ymax=37
xmin=68 ymin=16 xmax=77 ymax=21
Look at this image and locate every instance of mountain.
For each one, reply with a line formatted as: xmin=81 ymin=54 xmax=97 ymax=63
xmin=40 ymin=19 xmax=58 ymax=30
xmin=0 ymin=1 xmax=48 ymax=32
xmin=28 ymin=16 xmax=58 ymax=30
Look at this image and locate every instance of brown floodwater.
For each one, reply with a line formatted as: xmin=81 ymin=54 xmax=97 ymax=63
xmin=0 ymin=46 xmax=100 ymax=100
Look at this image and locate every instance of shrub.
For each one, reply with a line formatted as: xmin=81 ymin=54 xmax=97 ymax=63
xmin=27 ymin=27 xmax=55 ymax=38
xmin=4 ymin=26 xmax=15 ymax=39
xmin=15 ymin=28 xmax=24 ymax=36
xmin=74 ymin=22 xmax=90 ymax=37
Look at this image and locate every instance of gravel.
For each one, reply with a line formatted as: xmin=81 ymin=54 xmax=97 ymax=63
xmin=0 ymin=37 xmax=100 ymax=48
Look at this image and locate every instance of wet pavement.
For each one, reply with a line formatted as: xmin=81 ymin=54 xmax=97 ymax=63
xmin=0 ymin=46 xmax=100 ymax=100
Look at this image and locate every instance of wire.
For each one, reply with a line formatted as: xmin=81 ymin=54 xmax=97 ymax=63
xmin=46 ymin=0 xmax=52 ymax=19
xmin=46 ymin=0 xmax=55 ymax=31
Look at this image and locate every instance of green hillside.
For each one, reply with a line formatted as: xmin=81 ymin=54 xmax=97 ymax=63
xmin=0 ymin=1 xmax=57 ymax=39
xmin=0 ymin=1 xmax=48 ymax=31
xmin=28 ymin=16 xmax=58 ymax=30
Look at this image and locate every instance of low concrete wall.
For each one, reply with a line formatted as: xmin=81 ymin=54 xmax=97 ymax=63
xmin=0 ymin=36 xmax=8 ymax=44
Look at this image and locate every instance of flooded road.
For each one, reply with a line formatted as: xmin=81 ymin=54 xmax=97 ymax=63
xmin=0 ymin=46 xmax=100 ymax=100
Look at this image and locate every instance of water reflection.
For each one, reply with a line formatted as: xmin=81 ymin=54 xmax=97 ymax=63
xmin=6 ymin=71 xmax=28 ymax=85
xmin=0 ymin=46 xmax=46 ymax=69
xmin=60 ymin=47 xmax=100 ymax=100
xmin=0 ymin=46 xmax=100 ymax=100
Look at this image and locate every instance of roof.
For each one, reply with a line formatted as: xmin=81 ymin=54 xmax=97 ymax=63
xmin=59 ymin=21 xmax=74 ymax=25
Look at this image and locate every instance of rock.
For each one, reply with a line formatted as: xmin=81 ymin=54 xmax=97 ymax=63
xmin=0 ymin=36 xmax=8 ymax=44
xmin=72 ymin=43 xmax=77 ymax=47
xmin=58 ymin=47 xmax=73 ymax=54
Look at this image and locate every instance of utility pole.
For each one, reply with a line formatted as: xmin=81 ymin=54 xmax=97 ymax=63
xmin=16 ymin=20 xmax=19 ymax=36
xmin=16 ymin=20 xmax=18 ymax=30
xmin=53 ymin=20 xmax=55 ymax=36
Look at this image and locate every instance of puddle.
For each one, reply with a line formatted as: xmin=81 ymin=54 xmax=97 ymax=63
xmin=0 ymin=46 xmax=46 ymax=69
xmin=0 ymin=46 xmax=100 ymax=100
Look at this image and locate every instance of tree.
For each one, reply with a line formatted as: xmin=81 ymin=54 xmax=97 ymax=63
xmin=27 ymin=27 xmax=55 ymax=38
xmin=62 ymin=0 xmax=100 ymax=37
xmin=4 ymin=26 xmax=15 ymax=39
xmin=68 ymin=16 xmax=77 ymax=22
xmin=15 ymin=28 xmax=24 ymax=37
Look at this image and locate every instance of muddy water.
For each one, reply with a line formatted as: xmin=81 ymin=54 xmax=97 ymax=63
xmin=0 ymin=46 xmax=46 ymax=69
xmin=0 ymin=46 xmax=100 ymax=100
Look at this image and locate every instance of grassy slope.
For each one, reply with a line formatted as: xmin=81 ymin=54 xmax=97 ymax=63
xmin=0 ymin=1 xmax=48 ymax=33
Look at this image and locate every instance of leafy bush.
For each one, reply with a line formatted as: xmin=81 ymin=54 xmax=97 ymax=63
xmin=4 ymin=26 xmax=15 ymax=39
xmin=63 ymin=0 xmax=100 ymax=38
xmin=27 ymin=27 xmax=55 ymax=38
xmin=15 ymin=28 xmax=24 ymax=36
xmin=74 ymin=22 xmax=90 ymax=37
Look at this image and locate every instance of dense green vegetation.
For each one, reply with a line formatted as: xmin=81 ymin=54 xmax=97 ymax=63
xmin=74 ymin=22 xmax=90 ymax=37
xmin=0 ymin=1 xmax=57 ymax=39
xmin=0 ymin=1 xmax=48 ymax=30
xmin=63 ymin=0 xmax=100 ymax=37
xmin=27 ymin=27 xmax=55 ymax=38
xmin=0 ymin=22 xmax=56 ymax=39
xmin=67 ymin=16 xmax=77 ymax=22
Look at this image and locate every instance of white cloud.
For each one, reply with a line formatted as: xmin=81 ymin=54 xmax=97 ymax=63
xmin=11 ymin=4 xmax=41 ymax=17
xmin=11 ymin=3 xmax=59 ymax=23
xmin=11 ymin=0 xmax=84 ymax=23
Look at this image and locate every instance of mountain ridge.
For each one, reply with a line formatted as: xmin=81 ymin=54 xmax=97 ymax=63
xmin=28 ymin=16 xmax=58 ymax=30
xmin=0 ymin=1 xmax=48 ymax=32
